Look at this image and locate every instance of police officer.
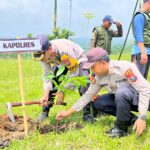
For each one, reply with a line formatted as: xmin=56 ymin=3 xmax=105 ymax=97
xmin=90 ymin=15 xmax=123 ymax=54
xmin=33 ymin=34 xmax=93 ymax=122
xmin=131 ymin=0 xmax=150 ymax=79
xmin=56 ymin=48 xmax=150 ymax=138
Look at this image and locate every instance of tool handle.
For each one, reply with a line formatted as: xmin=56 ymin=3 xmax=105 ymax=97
xmin=11 ymin=101 xmax=41 ymax=107
xmin=10 ymin=101 xmax=67 ymax=107
xmin=56 ymin=102 xmax=67 ymax=106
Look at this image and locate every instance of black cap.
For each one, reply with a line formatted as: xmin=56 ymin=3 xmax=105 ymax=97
xmin=36 ymin=34 xmax=51 ymax=51
xmin=33 ymin=34 xmax=51 ymax=61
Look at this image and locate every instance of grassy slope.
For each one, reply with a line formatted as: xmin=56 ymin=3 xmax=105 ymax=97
xmin=0 ymin=54 xmax=150 ymax=150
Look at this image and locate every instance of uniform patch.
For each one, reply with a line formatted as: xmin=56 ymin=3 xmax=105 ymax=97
xmin=124 ymin=68 xmax=137 ymax=83
xmin=61 ymin=54 xmax=79 ymax=73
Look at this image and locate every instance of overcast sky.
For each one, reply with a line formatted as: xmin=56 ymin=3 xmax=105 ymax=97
xmin=0 ymin=0 xmax=139 ymax=38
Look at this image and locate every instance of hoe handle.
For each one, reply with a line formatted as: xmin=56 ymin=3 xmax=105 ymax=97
xmin=10 ymin=101 xmax=67 ymax=107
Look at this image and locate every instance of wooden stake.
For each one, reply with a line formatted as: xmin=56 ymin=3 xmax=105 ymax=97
xmin=18 ymin=52 xmax=28 ymax=136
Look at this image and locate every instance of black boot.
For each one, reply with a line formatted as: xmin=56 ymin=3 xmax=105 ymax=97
xmin=106 ymin=120 xmax=128 ymax=138
xmin=128 ymin=113 xmax=138 ymax=126
xmin=37 ymin=111 xmax=49 ymax=122
xmin=37 ymin=99 xmax=53 ymax=122
xmin=82 ymin=103 xmax=95 ymax=123
xmin=91 ymin=102 xmax=99 ymax=118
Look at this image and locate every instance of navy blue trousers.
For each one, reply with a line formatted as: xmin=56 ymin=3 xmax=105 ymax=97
xmin=93 ymin=86 xmax=149 ymax=121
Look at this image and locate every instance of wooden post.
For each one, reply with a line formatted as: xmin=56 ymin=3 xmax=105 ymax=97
xmin=18 ymin=52 xmax=28 ymax=136
xmin=0 ymin=37 xmax=41 ymax=136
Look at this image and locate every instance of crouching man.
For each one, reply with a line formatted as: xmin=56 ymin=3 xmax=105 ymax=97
xmin=56 ymin=47 xmax=150 ymax=138
xmin=33 ymin=34 xmax=93 ymax=123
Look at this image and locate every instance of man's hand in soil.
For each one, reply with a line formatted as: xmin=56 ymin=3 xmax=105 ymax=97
xmin=56 ymin=108 xmax=76 ymax=120
xmin=133 ymin=118 xmax=146 ymax=136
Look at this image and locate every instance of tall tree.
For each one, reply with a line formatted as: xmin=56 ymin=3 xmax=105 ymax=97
xmin=84 ymin=12 xmax=95 ymax=49
xmin=53 ymin=0 xmax=57 ymax=35
xmin=27 ymin=34 xmax=33 ymax=38
xmin=69 ymin=0 xmax=72 ymax=37
xmin=84 ymin=12 xmax=95 ymax=25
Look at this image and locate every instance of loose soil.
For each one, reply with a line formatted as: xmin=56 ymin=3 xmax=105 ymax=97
xmin=0 ymin=114 xmax=83 ymax=148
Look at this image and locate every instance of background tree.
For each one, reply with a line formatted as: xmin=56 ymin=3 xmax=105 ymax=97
xmin=53 ymin=0 xmax=57 ymax=36
xmin=83 ymin=12 xmax=95 ymax=49
xmin=27 ymin=34 xmax=33 ymax=38
xmin=50 ymin=0 xmax=75 ymax=40
xmin=84 ymin=12 xmax=95 ymax=25
xmin=48 ymin=27 xmax=75 ymax=40
xmin=68 ymin=0 xmax=72 ymax=37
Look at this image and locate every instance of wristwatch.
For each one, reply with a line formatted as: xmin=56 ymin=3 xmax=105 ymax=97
xmin=138 ymin=115 xmax=146 ymax=121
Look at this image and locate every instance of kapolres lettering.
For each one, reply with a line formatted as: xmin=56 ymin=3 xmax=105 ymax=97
xmin=3 ymin=42 xmax=35 ymax=49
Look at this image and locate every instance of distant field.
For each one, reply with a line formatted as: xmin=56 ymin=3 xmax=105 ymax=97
xmin=0 ymin=54 xmax=150 ymax=150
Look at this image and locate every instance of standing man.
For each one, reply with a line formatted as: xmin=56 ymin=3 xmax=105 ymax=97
xmin=56 ymin=48 xmax=150 ymax=138
xmin=33 ymin=34 xmax=93 ymax=122
xmin=132 ymin=0 xmax=150 ymax=79
xmin=90 ymin=15 xmax=123 ymax=54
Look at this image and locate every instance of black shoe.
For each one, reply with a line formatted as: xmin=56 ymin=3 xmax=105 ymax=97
xmin=37 ymin=112 xmax=49 ymax=122
xmin=106 ymin=127 xmax=128 ymax=138
xmin=82 ymin=114 xmax=95 ymax=123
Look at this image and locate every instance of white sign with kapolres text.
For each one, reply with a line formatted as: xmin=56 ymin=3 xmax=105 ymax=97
xmin=0 ymin=38 xmax=41 ymax=53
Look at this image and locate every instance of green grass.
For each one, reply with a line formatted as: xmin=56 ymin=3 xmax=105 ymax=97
xmin=0 ymin=54 xmax=150 ymax=150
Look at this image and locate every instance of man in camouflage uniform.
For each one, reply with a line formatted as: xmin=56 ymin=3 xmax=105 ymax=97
xmin=131 ymin=0 xmax=150 ymax=79
xmin=90 ymin=15 xmax=123 ymax=54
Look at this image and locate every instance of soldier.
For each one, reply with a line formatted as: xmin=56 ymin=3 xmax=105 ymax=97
xmin=33 ymin=34 xmax=94 ymax=123
xmin=56 ymin=48 xmax=150 ymax=138
xmin=131 ymin=0 xmax=150 ymax=79
xmin=90 ymin=15 xmax=123 ymax=54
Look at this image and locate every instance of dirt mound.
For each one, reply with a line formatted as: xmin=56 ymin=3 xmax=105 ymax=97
xmin=39 ymin=122 xmax=83 ymax=134
xmin=0 ymin=114 xmax=83 ymax=148
xmin=0 ymin=114 xmax=36 ymax=148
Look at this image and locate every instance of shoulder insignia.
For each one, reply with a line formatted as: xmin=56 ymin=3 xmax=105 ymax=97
xmin=124 ymin=68 xmax=137 ymax=83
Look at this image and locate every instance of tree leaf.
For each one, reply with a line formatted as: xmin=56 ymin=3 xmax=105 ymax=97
xmin=56 ymin=66 xmax=66 ymax=77
xmin=52 ymin=80 xmax=59 ymax=89
xmin=46 ymin=74 xmax=55 ymax=80
xmin=58 ymin=75 xmax=65 ymax=82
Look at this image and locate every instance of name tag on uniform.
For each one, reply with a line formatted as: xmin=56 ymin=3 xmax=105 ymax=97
xmin=115 ymin=79 xmax=127 ymax=83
